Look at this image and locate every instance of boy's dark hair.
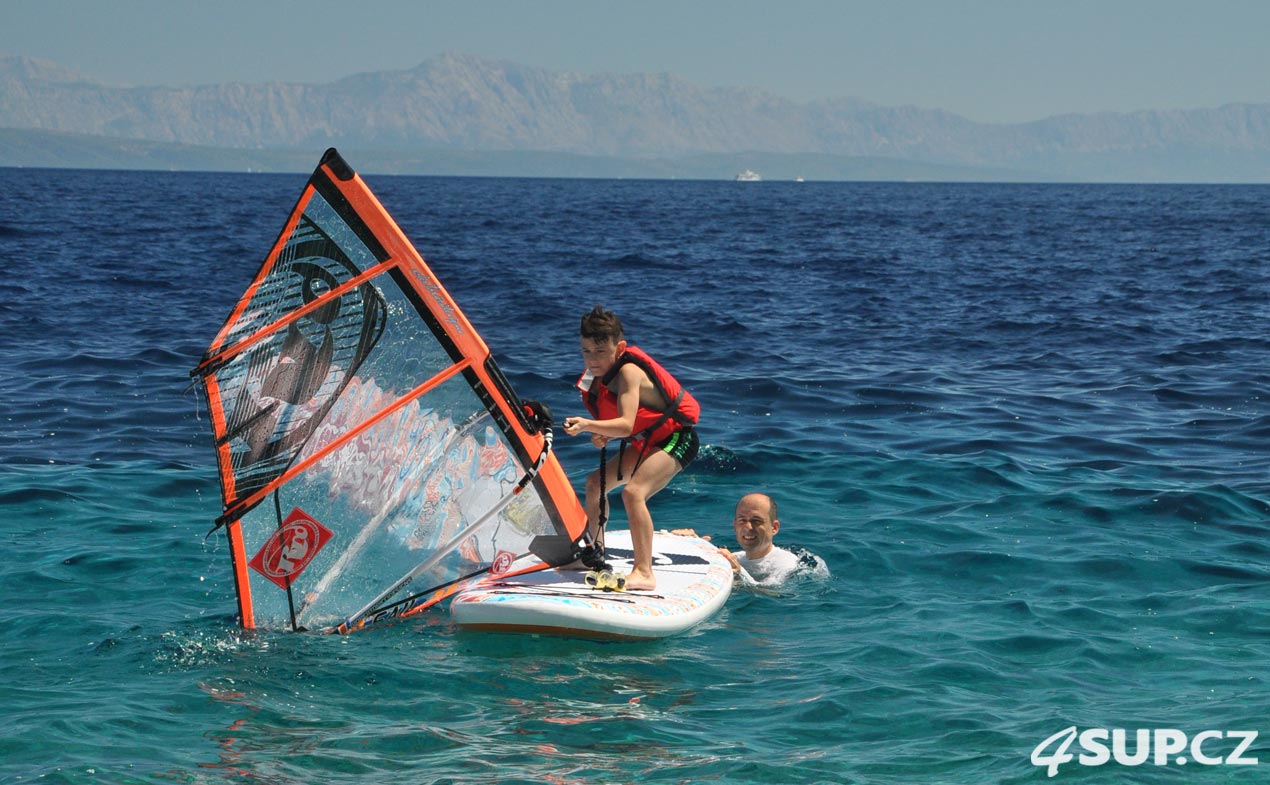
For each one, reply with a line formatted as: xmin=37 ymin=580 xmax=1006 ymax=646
xmin=580 ymin=305 xmax=624 ymax=343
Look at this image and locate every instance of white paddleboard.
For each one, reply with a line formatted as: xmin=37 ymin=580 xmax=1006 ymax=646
xmin=450 ymin=529 xmax=733 ymax=640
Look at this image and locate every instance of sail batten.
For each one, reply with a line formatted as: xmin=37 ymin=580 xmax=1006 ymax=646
xmin=194 ymin=149 xmax=587 ymax=632
xmin=212 ymin=355 xmax=477 ymax=528
xmin=194 ymin=257 xmax=400 ymax=381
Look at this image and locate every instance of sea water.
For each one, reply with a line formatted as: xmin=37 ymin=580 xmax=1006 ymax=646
xmin=1 ymin=166 xmax=1268 ymax=784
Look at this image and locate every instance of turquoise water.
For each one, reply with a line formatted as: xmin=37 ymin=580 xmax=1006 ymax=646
xmin=2 ymin=167 xmax=1269 ymax=783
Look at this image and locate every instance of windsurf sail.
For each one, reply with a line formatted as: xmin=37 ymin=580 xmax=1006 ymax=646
xmin=191 ymin=148 xmax=588 ymax=633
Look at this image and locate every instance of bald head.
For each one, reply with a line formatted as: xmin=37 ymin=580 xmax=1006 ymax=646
xmin=733 ymin=493 xmax=780 ymax=559
xmin=736 ymin=493 xmax=777 ymax=520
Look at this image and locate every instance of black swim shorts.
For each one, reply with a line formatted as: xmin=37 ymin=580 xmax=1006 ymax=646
xmin=656 ymin=427 xmax=700 ymax=469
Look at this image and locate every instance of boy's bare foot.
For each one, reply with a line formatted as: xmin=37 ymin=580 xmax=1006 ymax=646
xmin=624 ymin=569 xmax=656 ymax=592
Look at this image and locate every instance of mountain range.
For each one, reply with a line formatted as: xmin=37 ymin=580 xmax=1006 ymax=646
xmin=2 ymin=52 xmax=1268 ymax=182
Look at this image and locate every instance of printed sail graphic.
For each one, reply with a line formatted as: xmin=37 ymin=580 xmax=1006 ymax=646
xmin=192 ymin=149 xmax=587 ymax=632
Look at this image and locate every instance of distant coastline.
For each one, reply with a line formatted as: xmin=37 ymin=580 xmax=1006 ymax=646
xmin=3 ymin=52 xmax=1270 ymax=183
xmin=0 ymin=128 xmax=1061 ymax=182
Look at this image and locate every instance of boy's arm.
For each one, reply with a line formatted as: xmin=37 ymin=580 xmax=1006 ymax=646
xmin=563 ymin=365 xmax=645 ymax=438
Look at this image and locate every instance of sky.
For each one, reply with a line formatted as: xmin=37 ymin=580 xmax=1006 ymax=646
xmin=3 ymin=0 xmax=1268 ymax=124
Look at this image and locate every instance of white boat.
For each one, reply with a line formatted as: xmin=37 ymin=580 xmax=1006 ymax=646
xmin=735 ymin=169 xmax=762 ymax=182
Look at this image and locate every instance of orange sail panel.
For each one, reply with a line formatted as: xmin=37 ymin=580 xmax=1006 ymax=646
xmin=192 ymin=149 xmax=586 ymax=632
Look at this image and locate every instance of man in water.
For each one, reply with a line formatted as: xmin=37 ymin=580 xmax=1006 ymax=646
xmin=722 ymin=492 xmax=802 ymax=585
xmin=562 ymin=306 xmax=700 ymax=591
xmin=675 ymin=492 xmax=803 ymax=586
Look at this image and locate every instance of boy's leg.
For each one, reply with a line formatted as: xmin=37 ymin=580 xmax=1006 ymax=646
xmin=565 ymin=451 xmax=632 ymax=570
xmin=620 ymin=450 xmax=681 ymax=591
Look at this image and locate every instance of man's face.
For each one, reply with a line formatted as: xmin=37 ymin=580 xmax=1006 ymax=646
xmin=733 ymin=495 xmax=779 ymax=558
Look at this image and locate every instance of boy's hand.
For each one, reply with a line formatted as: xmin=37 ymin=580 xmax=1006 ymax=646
xmin=563 ymin=416 xmax=587 ymax=436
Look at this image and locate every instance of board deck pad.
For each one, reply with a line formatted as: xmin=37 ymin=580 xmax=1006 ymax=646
xmin=450 ymin=530 xmax=733 ymax=639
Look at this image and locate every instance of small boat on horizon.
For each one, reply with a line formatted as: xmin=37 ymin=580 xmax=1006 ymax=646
xmin=735 ymin=169 xmax=762 ymax=182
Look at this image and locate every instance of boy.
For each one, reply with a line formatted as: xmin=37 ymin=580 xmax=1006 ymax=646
xmin=562 ymin=306 xmax=699 ymax=591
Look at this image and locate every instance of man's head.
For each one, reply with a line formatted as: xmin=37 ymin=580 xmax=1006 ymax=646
xmin=579 ymin=305 xmax=627 ymax=376
xmin=733 ymin=493 xmax=780 ymax=559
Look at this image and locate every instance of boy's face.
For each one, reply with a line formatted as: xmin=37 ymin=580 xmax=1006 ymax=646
xmin=580 ymin=336 xmax=625 ymax=376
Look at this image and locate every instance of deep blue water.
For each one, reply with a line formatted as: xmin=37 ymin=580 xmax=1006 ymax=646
xmin=2 ymin=165 xmax=1270 ymax=784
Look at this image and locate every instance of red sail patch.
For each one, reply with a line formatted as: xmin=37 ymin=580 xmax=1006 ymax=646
xmin=491 ymin=550 xmax=516 ymax=576
xmin=248 ymin=508 xmax=334 ymax=590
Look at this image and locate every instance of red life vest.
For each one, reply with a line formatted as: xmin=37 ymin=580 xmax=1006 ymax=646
xmin=578 ymin=345 xmax=700 ymax=448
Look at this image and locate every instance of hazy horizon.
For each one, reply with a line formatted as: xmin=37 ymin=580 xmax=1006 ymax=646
xmin=4 ymin=0 xmax=1269 ymax=125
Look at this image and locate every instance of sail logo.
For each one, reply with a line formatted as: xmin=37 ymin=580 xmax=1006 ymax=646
xmin=410 ymin=268 xmax=465 ymax=335
xmin=1032 ymin=726 xmax=1259 ymax=777
xmin=491 ymin=550 xmax=516 ymax=576
xmin=248 ymin=508 xmax=334 ymax=589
